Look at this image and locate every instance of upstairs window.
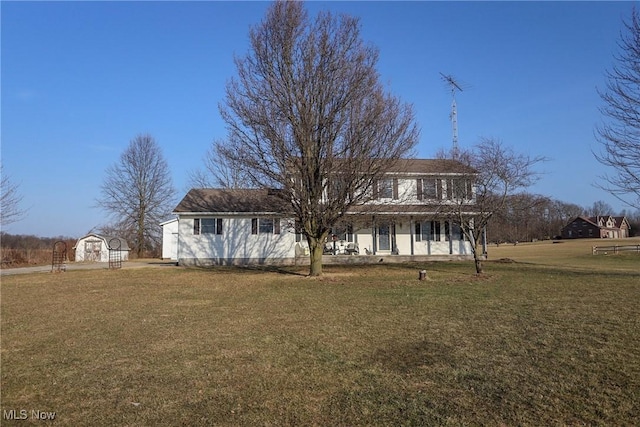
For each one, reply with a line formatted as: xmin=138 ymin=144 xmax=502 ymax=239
xmin=379 ymin=179 xmax=393 ymax=199
xmin=446 ymin=179 xmax=473 ymax=200
xmin=376 ymin=178 xmax=398 ymax=200
xmin=194 ymin=218 xmax=223 ymax=235
xmin=417 ymin=179 xmax=441 ymax=200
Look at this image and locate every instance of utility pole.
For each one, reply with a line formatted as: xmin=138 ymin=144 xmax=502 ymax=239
xmin=440 ymin=73 xmax=463 ymax=159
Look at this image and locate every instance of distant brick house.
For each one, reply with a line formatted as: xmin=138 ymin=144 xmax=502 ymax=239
xmin=561 ymin=215 xmax=631 ymax=239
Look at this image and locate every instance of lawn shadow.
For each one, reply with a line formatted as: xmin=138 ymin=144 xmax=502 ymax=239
xmin=370 ymin=338 xmax=457 ymax=374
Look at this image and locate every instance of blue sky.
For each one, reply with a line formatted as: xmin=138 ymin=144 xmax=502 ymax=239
xmin=1 ymin=1 xmax=636 ymax=237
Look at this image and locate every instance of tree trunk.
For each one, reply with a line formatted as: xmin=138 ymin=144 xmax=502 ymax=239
xmin=309 ymin=240 xmax=324 ymax=276
xmin=474 ymin=255 xmax=484 ymax=275
xmin=472 ymin=240 xmax=484 ymax=275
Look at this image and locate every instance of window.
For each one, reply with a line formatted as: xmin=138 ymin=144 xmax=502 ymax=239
xmin=375 ymin=178 xmax=398 ymax=200
xmin=379 ymin=179 xmax=393 ymax=199
xmin=194 ymin=218 xmax=223 ymax=235
xmin=332 ymin=224 xmax=354 ymax=242
xmin=446 ymin=179 xmax=454 ymax=200
xmin=457 ymin=179 xmax=472 ymax=199
xmin=444 ymin=179 xmax=473 ymax=200
xmin=432 ymin=221 xmax=441 ymax=241
xmin=451 ymin=222 xmax=462 ymax=240
xmin=418 ymin=178 xmax=444 ymax=200
xmin=251 ymin=218 xmax=281 ymax=234
xmin=295 ymin=220 xmax=303 ymax=243
xmin=415 ymin=221 xmax=434 ymax=241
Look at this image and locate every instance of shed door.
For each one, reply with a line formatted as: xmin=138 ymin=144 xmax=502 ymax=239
xmin=84 ymin=239 xmax=102 ymax=261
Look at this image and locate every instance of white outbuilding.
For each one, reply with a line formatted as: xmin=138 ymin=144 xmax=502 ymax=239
xmin=160 ymin=218 xmax=179 ymax=260
xmin=74 ymin=233 xmax=130 ymax=262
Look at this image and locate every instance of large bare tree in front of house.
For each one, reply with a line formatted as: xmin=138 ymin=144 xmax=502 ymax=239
xmin=1 ymin=163 xmax=26 ymax=227
xmin=595 ymin=7 xmax=640 ymax=210
xmin=438 ymin=138 xmax=546 ymax=274
xmin=97 ymin=134 xmax=176 ymax=258
xmin=217 ymin=1 xmax=418 ymax=276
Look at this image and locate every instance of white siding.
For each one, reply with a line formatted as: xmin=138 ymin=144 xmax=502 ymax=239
xmin=178 ymin=217 xmax=297 ymax=265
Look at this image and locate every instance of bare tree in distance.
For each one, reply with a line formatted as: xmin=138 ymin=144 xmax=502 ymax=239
xmin=594 ymin=7 xmax=640 ymax=210
xmin=438 ymin=138 xmax=547 ymax=274
xmin=217 ymin=1 xmax=419 ymax=276
xmin=1 ymin=164 xmax=26 ymax=227
xmin=584 ymin=200 xmax=615 ymax=217
xmin=97 ymin=134 xmax=176 ymax=258
xmin=189 ymin=139 xmax=253 ymax=189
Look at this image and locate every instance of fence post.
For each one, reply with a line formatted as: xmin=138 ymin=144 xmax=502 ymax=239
xmin=592 ymin=246 xmax=596 ymax=255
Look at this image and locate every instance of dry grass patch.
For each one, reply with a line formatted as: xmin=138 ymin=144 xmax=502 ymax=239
xmin=1 ymin=261 xmax=639 ymax=425
xmin=489 ymin=237 xmax=640 ymax=272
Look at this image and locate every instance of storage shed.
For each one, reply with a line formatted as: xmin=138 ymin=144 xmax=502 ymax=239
xmin=74 ymin=233 xmax=130 ymax=262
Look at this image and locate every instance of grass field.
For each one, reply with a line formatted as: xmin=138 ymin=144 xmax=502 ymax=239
xmin=1 ymin=238 xmax=639 ymax=425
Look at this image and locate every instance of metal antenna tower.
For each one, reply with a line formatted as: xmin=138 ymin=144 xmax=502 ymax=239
xmin=440 ymin=73 xmax=463 ymax=159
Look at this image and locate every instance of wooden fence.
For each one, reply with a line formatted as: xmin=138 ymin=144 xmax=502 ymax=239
xmin=592 ymin=245 xmax=640 ymax=255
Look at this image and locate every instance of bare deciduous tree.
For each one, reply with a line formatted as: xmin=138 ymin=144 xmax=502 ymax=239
xmin=584 ymin=200 xmax=615 ymax=217
xmin=440 ymin=138 xmax=546 ymax=274
xmin=189 ymin=139 xmax=252 ymax=189
xmin=97 ymin=134 xmax=176 ymax=258
xmin=595 ymin=7 xmax=640 ymax=209
xmin=1 ymin=164 xmax=26 ymax=227
xmin=217 ymin=1 xmax=418 ymax=276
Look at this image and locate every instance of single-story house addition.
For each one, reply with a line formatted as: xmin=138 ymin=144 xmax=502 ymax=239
xmin=74 ymin=233 xmax=130 ymax=262
xmin=561 ymin=215 xmax=631 ymax=239
xmin=168 ymin=159 xmax=482 ymax=266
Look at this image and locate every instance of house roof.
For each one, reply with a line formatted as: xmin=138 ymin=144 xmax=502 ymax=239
xmin=175 ymin=158 xmax=477 ymax=215
xmin=394 ymin=158 xmax=477 ymax=174
xmin=159 ymin=218 xmax=178 ymax=226
xmin=612 ymin=216 xmax=630 ymax=228
xmin=174 ymin=188 xmax=290 ymax=214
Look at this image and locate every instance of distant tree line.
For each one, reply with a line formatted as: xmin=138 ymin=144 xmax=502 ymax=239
xmin=0 ymin=233 xmax=77 ymax=267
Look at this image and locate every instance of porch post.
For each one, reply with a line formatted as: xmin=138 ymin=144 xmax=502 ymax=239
xmin=372 ymin=216 xmax=377 ymax=254
xmin=410 ymin=217 xmax=415 ymax=255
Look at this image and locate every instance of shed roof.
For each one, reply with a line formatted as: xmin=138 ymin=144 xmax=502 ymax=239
xmin=74 ymin=233 xmax=131 ymax=250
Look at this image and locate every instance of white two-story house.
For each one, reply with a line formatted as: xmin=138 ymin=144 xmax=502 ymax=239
xmin=167 ymin=159 xmax=482 ymax=266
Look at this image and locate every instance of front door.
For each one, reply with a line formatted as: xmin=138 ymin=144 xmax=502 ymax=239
xmin=378 ymin=223 xmax=391 ymax=251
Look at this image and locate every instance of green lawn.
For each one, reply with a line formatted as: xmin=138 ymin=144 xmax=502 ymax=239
xmin=1 ymin=245 xmax=639 ymax=425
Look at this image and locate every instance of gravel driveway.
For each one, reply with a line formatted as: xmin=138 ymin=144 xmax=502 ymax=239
xmin=0 ymin=260 xmax=178 ymax=276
